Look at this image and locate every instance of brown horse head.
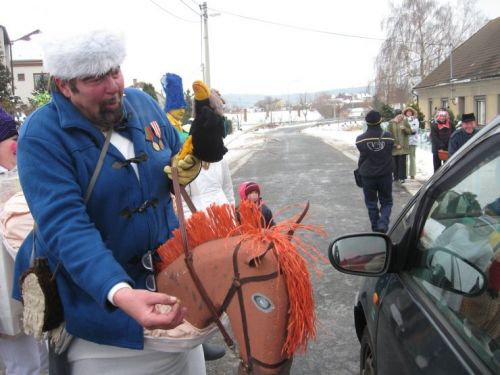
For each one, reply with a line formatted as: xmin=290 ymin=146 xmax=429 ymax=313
xmin=155 ymin=201 xmax=325 ymax=373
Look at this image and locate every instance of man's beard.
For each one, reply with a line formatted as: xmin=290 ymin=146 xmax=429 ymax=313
xmin=96 ymin=96 xmax=124 ymax=130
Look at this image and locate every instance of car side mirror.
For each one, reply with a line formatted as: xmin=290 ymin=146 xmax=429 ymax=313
xmin=425 ymin=248 xmax=486 ymax=296
xmin=328 ymin=233 xmax=391 ymax=276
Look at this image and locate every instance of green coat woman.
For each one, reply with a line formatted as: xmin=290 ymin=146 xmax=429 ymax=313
xmin=387 ymin=117 xmax=412 ymax=155
xmin=387 ymin=112 xmax=412 ymax=182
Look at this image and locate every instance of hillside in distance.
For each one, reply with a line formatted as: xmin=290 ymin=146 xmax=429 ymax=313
xmin=224 ymin=86 xmax=373 ymax=108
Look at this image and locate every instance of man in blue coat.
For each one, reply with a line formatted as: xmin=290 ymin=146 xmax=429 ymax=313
xmin=13 ymin=29 xmax=209 ymax=374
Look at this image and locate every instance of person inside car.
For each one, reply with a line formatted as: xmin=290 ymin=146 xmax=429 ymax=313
xmin=448 ymin=113 xmax=479 ymax=157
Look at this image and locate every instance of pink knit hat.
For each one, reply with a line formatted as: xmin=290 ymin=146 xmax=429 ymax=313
xmin=239 ymin=182 xmax=249 ymax=201
xmin=244 ymin=182 xmax=260 ymax=197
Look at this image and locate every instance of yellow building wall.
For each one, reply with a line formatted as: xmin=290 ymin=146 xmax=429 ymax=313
xmin=415 ymin=78 xmax=500 ymax=127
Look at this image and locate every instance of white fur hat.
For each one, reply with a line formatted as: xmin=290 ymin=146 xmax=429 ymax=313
xmin=42 ymin=29 xmax=126 ymax=79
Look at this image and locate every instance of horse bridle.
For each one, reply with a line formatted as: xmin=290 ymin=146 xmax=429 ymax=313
xmin=171 ymin=167 xmax=307 ymax=372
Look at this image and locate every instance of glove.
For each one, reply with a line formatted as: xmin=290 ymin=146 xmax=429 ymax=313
xmin=164 ymin=154 xmax=201 ymax=186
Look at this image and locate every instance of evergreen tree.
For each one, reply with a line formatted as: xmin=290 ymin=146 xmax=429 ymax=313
xmin=182 ymin=88 xmax=193 ymax=124
xmin=142 ymin=83 xmax=158 ymax=102
xmin=34 ymin=73 xmax=50 ymax=92
xmin=0 ymin=53 xmax=14 ymax=112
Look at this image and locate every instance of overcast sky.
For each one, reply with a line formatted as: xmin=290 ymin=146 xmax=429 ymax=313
xmin=3 ymin=0 xmax=500 ymax=96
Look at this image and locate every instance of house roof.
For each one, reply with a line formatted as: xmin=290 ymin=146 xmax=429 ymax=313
xmin=13 ymin=59 xmax=43 ymax=67
xmin=414 ymin=17 xmax=500 ymax=90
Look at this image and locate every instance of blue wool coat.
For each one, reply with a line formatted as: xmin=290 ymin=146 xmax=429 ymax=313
xmin=13 ymin=88 xmax=182 ymax=349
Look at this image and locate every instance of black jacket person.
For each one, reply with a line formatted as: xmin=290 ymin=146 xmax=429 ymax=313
xmin=355 ymin=110 xmax=394 ymax=233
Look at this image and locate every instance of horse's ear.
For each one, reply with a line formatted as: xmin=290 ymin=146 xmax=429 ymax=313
xmin=246 ymin=243 xmax=273 ymax=267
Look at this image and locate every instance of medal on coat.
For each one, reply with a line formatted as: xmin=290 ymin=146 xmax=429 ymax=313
xmin=145 ymin=121 xmax=164 ymax=151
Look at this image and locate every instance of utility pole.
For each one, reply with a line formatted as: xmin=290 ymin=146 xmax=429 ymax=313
xmin=449 ymin=43 xmax=455 ymax=106
xmin=200 ymin=2 xmax=211 ymax=86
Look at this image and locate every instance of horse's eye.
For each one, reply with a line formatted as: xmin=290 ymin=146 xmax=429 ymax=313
xmin=252 ymin=293 xmax=274 ymax=312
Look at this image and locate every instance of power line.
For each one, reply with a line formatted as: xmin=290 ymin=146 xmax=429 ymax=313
xmin=148 ymin=0 xmax=198 ymax=23
xmin=208 ymin=7 xmax=385 ymax=42
xmin=179 ymin=0 xmax=200 ymax=15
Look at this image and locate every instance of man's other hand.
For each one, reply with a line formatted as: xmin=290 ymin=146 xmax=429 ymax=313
xmin=164 ymin=154 xmax=201 ymax=186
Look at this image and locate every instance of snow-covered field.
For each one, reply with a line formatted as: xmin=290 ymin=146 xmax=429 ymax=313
xmin=226 ymin=109 xmax=323 ymax=127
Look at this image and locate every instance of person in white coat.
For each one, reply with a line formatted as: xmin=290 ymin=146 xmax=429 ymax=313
xmin=182 ymin=160 xmax=235 ymax=219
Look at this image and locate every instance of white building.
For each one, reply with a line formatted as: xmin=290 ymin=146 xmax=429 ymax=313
xmin=12 ymin=59 xmax=47 ymax=103
xmin=0 ymin=25 xmax=45 ymax=105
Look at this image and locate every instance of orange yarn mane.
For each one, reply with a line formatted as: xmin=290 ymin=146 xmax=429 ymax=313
xmin=156 ymin=200 xmax=326 ymax=356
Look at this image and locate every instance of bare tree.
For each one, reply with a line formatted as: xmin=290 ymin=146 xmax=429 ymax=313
xmin=375 ymin=0 xmax=487 ymax=105
xmin=298 ymin=93 xmax=309 ymax=122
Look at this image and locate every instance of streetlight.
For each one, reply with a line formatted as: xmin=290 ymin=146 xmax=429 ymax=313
xmin=8 ymin=29 xmax=41 ymax=96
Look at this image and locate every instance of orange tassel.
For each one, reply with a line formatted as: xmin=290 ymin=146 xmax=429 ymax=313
xmin=155 ymin=201 xmax=327 ymax=356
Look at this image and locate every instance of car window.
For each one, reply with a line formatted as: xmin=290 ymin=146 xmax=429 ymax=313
xmin=410 ymin=145 xmax=500 ymax=372
xmin=390 ymin=194 xmax=418 ymax=243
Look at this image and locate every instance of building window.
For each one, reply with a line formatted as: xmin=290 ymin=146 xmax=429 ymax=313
xmin=475 ymin=96 xmax=486 ymax=126
xmin=458 ymin=97 xmax=465 ymax=116
xmin=33 ymin=73 xmax=50 ymax=92
xmin=17 ymin=73 xmax=25 ymax=81
xmin=441 ymin=98 xmax=448 ymax=109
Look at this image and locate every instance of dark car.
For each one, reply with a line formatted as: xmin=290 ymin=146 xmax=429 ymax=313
xmin=329 ymin=116 xmax=500 ymax=374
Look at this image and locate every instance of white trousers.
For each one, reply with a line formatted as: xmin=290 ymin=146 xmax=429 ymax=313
xmin=0 ymin=333 xmax=48 ymax=375
xmin=68 ymin=338 xmax=206 ymax=375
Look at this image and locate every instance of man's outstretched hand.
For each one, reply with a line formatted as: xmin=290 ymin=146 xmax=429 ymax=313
xmin=113 ymin=288 xmax=187 ymax=330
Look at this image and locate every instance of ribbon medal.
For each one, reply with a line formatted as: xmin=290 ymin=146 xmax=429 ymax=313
xmin=146 ymin=121 xmax=164 ymax=151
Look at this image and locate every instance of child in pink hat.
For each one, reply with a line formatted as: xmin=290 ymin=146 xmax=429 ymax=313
xmin=238 ymin=181 xmax=275 ymax=227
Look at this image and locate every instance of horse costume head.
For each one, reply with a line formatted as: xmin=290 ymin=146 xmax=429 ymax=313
xmin=155 ymin=200 xmax=325 ymax=374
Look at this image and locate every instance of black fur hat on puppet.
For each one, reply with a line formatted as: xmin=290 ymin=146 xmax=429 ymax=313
xmin=189 ymin=80 xmax=228 ymax=162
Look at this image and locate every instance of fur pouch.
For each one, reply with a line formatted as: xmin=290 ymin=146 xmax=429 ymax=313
xmin=20 ymin=257 xmax=64 ymax=339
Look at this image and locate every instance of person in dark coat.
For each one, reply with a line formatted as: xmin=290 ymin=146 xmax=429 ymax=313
xmin=430 ymin=109 xmax=455 ymax=172
xmin=448 ymin=113 xmax=479 ymax=157
xmin=355 ymin=110 xmax=395 ymax=233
